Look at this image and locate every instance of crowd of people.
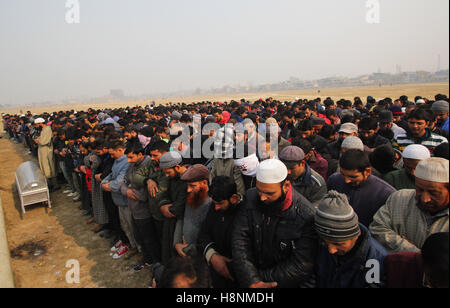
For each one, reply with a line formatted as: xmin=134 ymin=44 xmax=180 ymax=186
xmin=1 ymin=93 xmax=449 ymax=288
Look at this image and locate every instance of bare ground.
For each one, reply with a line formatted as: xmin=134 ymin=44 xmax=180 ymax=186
xmin=0 ymin=134 xmax=152 ymax=288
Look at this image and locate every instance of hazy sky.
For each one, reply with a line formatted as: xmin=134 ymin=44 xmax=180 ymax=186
xmin=0 ymin=0 xmax=448 ymax=105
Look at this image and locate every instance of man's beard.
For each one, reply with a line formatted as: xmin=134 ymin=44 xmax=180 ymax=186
xmin=257 ymin=191 xmax=287 ymax=216
xmin=361 ymin=135 xmax=375 ymax=144
xmin=186 ymin=186 xmax=209 ymax=208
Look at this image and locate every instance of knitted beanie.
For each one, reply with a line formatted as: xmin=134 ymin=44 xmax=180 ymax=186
xmin=315 ymin=191 xmax=361 ymax=242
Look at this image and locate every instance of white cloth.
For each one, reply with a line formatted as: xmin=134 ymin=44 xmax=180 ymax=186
xmin=391 ymin=123 xmax=406 ymax=139
xmin=234 ymin=154 xmax=260 ymax=176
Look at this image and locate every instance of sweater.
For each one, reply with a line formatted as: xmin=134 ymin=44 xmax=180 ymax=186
xmin=327 ymin=174 xmax=396 ymax=227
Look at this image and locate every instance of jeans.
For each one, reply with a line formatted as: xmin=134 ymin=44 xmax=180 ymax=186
xmin=133 ymin=217 xmax=156 ymax=264
xmin=72 ymin=172 xmax=81 ymax=195
xmin=59 ymin=161 xmax=75 ymax=192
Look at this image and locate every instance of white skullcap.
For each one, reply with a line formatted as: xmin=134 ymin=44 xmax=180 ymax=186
xmin=256 ymin=159 xmax=288 ymax=184
xmin=415 ymin=158 xmax=449 ymax=183
xmin=34 ymin=118 xmax=45 ymax=124
xmin=402 ymin=144 xmax=430 ymax=161
xmin=416 ymin=99 xmax=426 ymax=105
xmin=341 ymin=136 xmax=364 ymax=151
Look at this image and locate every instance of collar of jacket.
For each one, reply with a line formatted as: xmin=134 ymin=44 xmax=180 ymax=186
xmin=332 ymin=224 xmax=369 ymax=266
xmin=308 ymin=151 xmax=318 ymax=164
xmin=115 ymin=154 xmax=128 ymax=163
xmin=281 ymin=183 xmax=293 ymax=212
xmin=296 ymin=164 xmax=312 ymax=186
xmin=136 ymin=155 xmax=151 ymax=169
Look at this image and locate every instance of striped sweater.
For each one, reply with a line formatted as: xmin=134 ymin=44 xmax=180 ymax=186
xmin=392 ymin=129 xmax=447 ymax=153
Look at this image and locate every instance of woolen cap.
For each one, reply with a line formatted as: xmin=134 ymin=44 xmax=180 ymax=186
xmin=389 ymin=105 xmax=403 ymax=116
xmin=341 ymin=136 xmax=364 ymax=151
xmin=160 ymin=151 xmax=183 ymax=169
xmin=180 ymin=164 xmax=210 ymax=182
xmin=315 ymin=190 xmax=361 ymax=242
xmin=431 ymin=101 xmax=449 ymax=113
xmin=256 ymin=159 xmax=288 ymax=184
xmin=34 ymin=118 xmax=45 ymax=124
xmin=415 ymin=157 xmax=449 ymax=183
xmin=339 ymin=123 xmax=358 ymax=134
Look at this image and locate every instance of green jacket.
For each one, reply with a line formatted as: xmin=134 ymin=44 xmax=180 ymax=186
xmin=210 ymin=158 xmax=246 ymax=196
xmin=383 ymin=169 xmax=415 ymax=191
xmin=131 ymin=159 xmax=170 ymax=221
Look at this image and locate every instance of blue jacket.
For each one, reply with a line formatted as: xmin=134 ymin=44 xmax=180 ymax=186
xmin=102 ymin=155 xmax=130 ymax=207
xmin=316 ymin=224 xmax=387 ymax=288
xmin=441 ymin=117 xmax=449 ymax=132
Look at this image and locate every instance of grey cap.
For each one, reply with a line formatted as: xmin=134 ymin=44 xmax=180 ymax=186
xmin=379 ymin=110 xmax=393 ymax=123
xmin=172 ymin=111 xmax=182 ymax=120
xmin=341 ymin=136 xmax=364 ymax=151
xmin=339 ymin=123 xmax=358 ymax=134
xmin=315 ymin=190 xmax=361 ymax=242
xmin=159 ymin=151 xmax=183 ymax=169
xmin=340 ymin=109 xmax=354 ymax=119
xmin=311 ymin=116 xmax=325 ymax=125
xmin=279 ymin=146 xmax=305 ymax=168
xmin=431 ymin=100 xmax=449 ymax=113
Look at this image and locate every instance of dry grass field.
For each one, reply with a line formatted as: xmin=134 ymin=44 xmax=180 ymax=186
xmin=1 ymin=82 xmax=448 ymax=115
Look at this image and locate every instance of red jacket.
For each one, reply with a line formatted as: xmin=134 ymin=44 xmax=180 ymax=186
xmin=385 ymin=252 xmax=423 ymax=288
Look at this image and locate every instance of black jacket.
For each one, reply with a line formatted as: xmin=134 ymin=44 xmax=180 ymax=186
xmin=232 ymin=188 xmax=318 ymax=288
xmin=309 ymin=134 xmax=330 ymax=156
xmin=198 ymin=201 xmax=240 ymax=260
